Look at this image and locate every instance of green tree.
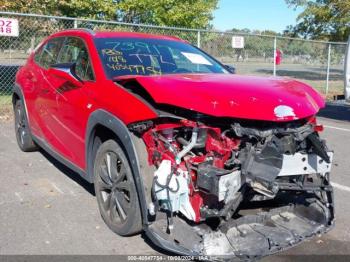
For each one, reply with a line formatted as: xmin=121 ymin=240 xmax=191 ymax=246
xmin=115 ymin=0 xmax=218 ymax=28
xmin=0 ymin=0 xmax=117 ymax=19
xmin=285 ymin=0 xmax=350 ymax=41
xmin=1 ymin=0 xmax=218 ymax=29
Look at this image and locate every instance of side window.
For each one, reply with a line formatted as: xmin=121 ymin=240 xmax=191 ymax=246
xmin=58 ymin=37 xmax=94 ymax=81
xmin=39 ymin=38 xmax=64 ymax=69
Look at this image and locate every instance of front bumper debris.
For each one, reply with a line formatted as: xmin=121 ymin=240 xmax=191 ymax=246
xmin=146 ymin=187 xmax=334 ymax=260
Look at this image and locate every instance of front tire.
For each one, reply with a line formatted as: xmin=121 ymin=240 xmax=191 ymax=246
xmin=93 ymin=139 xmax=142 ymax=236
xmin=14 ymin=99 xmax=38 ymax=152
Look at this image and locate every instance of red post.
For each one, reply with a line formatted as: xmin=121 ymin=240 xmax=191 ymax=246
xmin=275 ymin=49 xmax=282 ymax=65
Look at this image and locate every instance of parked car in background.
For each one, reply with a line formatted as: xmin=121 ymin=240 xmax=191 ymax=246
xmin=13 ymin=29 xmax=334 ymax=259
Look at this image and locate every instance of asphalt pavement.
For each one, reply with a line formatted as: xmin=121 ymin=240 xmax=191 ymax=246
xmin=0 ymin=104 xmax=350 ymax=261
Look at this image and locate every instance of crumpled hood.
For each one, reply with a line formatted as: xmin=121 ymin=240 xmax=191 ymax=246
xmin=115 ymin=73 xmax=325 ymax=122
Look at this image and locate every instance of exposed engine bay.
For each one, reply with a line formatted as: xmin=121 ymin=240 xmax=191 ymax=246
xmin=129 ymin=111 xmax=334 ymax=259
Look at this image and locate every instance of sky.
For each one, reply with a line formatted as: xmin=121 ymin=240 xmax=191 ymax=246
xmin=212 ymin=0 xmax=303 ymax=33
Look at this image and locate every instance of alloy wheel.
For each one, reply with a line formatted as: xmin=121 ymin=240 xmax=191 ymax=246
xmin=96 ymin=151 xmax=132 ymax=225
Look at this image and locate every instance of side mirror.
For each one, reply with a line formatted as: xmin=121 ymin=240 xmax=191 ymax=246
xmin=48 ymin=62 xmax=83 ymax=87
xmin=224 ymin=64 xmax=236 ymax=74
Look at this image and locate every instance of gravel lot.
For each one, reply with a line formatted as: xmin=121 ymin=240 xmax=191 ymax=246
xmin=1 ymin=104 xmax=350 ymax=261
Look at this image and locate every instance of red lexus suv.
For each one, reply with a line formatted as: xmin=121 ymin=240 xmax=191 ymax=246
xmin=14 ymin=29 xmax=334 ymax=259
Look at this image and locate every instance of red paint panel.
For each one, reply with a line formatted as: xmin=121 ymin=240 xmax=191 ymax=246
xmin=121 ymin=73 xmax=325 ymax=122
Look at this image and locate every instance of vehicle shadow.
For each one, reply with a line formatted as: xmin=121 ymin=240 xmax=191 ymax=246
xmin=38 ymin=148 xmax=95 ymax=196
xmin=318 ymin=102 xmax=350 ymax=122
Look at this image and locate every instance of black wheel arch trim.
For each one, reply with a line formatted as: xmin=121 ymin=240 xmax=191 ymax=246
xmin=85 ymin=109 xmax=149 ymax=226
xmin=13 ymin=84 xmax=27 ymax=114
xmin=13 ymin=84 xmax=23 ymax=103
xmin=13 ymin=83 xmax=34 ymax=138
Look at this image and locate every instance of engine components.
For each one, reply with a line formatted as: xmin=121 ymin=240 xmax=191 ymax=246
xmin=138 ymin=116 xmax=333 ymax=225
xmin=197 ymin=165 xmax=241 ymax=202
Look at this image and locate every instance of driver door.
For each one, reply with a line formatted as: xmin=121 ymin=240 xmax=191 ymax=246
xmin=44 ymin=36 xmax=95 ymax=169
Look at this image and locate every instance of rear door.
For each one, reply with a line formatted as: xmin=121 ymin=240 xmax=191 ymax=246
xmin=31 ymin=37 xmax=65 ymax=142
xmin=19 ymin=45 xmax=44 ymax=137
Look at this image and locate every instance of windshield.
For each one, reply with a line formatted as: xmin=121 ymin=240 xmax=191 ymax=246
xmin=94 ymin=37 xmax=228 ymax=78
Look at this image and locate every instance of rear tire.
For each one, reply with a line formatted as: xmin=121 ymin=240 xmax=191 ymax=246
xmin=14 ymin=99 xmax=38 ymax=152
xmin=93 ymin=139 xmax=142 ymax=236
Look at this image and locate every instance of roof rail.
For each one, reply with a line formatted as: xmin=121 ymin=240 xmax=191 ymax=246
xmin=61 ymin=28 xmax=95 ymax=35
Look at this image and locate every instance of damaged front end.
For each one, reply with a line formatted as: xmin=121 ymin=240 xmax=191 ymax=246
xmin=128 ymin=110 xmax=334 ymax=259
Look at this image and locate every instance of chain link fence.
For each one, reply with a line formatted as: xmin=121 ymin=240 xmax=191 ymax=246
xmin=0 ymin=11 xmax=347 ymax=119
